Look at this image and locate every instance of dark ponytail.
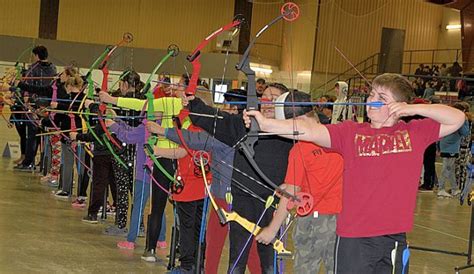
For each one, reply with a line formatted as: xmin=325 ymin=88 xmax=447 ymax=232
xmin=120 ymin=70 xmax=144 ymax=92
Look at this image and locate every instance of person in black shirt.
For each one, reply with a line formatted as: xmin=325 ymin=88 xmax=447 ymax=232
xmin=256 ymin=78 xmax=267 ymax=97
xmin=13 ymin=45 xmax=56 ymax=170
xmin=183 ymin=83 xmax=292 ymax=274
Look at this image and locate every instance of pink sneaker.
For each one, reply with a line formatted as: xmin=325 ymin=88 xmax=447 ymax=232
xmin=71 ymin=198 xmax=86 ymax=208
xmin=117 ymin=241 xmax=135 ymax=250
xmin=156 ymin=241 xmax=167 ymax=249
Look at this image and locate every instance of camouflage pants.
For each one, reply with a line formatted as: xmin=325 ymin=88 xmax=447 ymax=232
xmin=293 ymin=214 xmax=337 ymax=274
xmin=456 ymin=146 xmax=471 ymax=191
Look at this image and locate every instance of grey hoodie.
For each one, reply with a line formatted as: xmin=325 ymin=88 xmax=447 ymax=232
xmin=331 ymin=81 xmax=354 ymax=123
xmin=25 ymin=61 xmax=56 ymax=86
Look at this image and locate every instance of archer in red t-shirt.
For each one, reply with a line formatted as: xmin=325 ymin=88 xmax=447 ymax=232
xmin=255 ymin=90 xmax=343 ymax=273
xmin=247 ymin=74 xmax=466 ymax=274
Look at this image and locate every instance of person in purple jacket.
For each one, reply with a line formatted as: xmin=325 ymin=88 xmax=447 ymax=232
xmin=106 ymin=119 xmax=167 ymax=250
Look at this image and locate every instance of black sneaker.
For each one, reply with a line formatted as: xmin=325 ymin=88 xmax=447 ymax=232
xmin=418 ymin=185 xmax=433 ymax=192
xmin=170 ymin=266 xmax=194 ymax=274
xmin=13 ymin=164 xmax=36 ymax=172
xmin=82 ymin=214 xmax=98 ymax=224
xmin=54 ymin=190 xmax=70 ymax=199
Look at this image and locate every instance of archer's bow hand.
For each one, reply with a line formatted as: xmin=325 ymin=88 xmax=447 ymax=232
xmin=105 ymin=119 xmax=115 ymax=127
xmin=69 ymin=132 xmax=78 ymax=141
xmin=243 ymin=110 xmax=265 ymax=129
xmin=98 ymin=91 xmax=117 ymax=105
xmin=275 ymin=183 xmax=290 ymax=199
xmin=255 ymin=226 xmax=279 ymax=246
xmin=145 ymin=121 xmax=165 ymax=136
xmin=178 ymin=90 xmax=194 ymax=107
xmin=84 ymin=99 xmax=94 ymax=108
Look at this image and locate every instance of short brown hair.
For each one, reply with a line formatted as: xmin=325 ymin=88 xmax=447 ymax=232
xmin=453 ymin=101 xmax=470 ymax=112
xmin=372 ymin=73 xmax=413 ymax=103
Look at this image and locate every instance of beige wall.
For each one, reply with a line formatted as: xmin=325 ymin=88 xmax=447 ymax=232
xmin=0 ymin=0 xmax=464 ymax=96
xmin=435 ymin=8 xmax=462 ymax=65
xmin=309 ymin=0 xmax=449 ymax=95
xmin=249 ymin=1 xmax=284 ymax=66
xmin=0 ymin=0 xmax=40 ymax=38
xmin=249 ymin=0 xmax=319 ymax=72
xmin=280 ymin=0 xmax=319 ymax=72
xmin=57 ymin=0 xmax=235 ymax=53
xmin=313 ymin=0 xmax=444 ymax=75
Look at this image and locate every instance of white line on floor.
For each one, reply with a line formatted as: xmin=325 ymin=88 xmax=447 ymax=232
xmin=414 ymin=223 xmax=468 ymax=242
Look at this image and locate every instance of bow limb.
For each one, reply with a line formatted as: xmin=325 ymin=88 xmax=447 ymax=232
xmin=101 ymin=134 xmax=129 ymax=169
xmin=143 ymin=143 xmax=176 ymax=183
xmin=97 ymin=41 xmax=123 ymax=150
xmin=236 ymin=2 xmax=300 ymax=201
xmin=96 ymin=103 xmax=131 ymax=169
xmin=185 ymin=16 xmax=244 ymax=96
xmin=178 ymin=17 xmax=243 ymax=157
xmin=199 ymin=157 xmax=291 ymax=257
xmin=228 ymin=5 xmax=300 ymax=269
xmin=141 ymin=46 xmax=181 ymax=189
xmin=96 ymin=32 xmax=134 ymax=149
xmin=97 ymin=32 xmax=133 ymax=90
xmin=141 ymin=44 xmax=179 ymax=103
xmin=98 ymin=104 xmax=122 ymax=149
xmin=172 ymin=111 xmax=194 ymax=157
xmin=77 ymin=33 xmax=132 ymax=147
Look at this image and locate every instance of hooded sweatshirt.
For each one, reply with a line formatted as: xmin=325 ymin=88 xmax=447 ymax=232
xmin=439 ymin=120 xmax=470 ymax=156
xmin=25 ymin=61 xmax=56 ymax=86
xmin=331 ymin=81 xmax=354 ymax=124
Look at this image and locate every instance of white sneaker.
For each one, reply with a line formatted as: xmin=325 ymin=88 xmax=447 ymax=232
xmin=437 ymin=189 xmax=452 ymax=198
xmin=451 ymin=189 xmax=461 ymax=196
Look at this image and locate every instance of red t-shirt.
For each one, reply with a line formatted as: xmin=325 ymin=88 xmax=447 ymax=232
xmin=285 ymin=142 xmax=343 ymax=214
xmin=326 ymin=119 xmax=440 ymax=237
xmin=172 ymin=124 xmax=212 ymax=202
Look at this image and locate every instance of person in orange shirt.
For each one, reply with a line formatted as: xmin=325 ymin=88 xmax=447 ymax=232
xmin=256 ymin=90 xmax=343 ymax=274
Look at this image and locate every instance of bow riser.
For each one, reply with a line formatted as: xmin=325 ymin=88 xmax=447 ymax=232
xmin=224 ymin=211 xmax=291 ymax=257
xmin=236 ymin=2 xmax=301 ymax=202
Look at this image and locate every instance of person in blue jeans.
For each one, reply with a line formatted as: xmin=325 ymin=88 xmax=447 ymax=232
xmin=106 ymin=119 xmax=168 ymax=249
xmin=437 ymin=103 xmax=470 ymax=198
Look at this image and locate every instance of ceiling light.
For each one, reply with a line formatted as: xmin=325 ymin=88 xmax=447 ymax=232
xmin=446 ymin=24 xmax=461 ymax=30
xmin=249 ymin=63 xmax=273 ymax=74
xmin=251 ymin=67 xmax=273 ymax=74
